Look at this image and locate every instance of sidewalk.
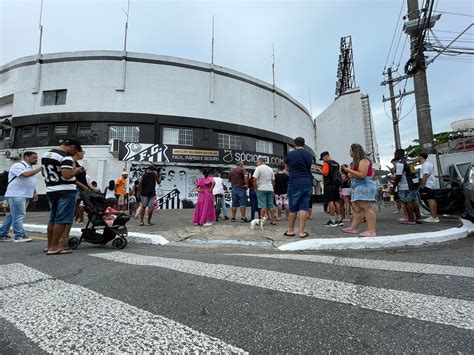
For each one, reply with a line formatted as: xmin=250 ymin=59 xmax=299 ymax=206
xmin=20 ymin=205 xmax=472 ymax=250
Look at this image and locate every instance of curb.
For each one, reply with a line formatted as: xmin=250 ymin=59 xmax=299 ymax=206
xmin=23 ymin=224 xmax=169 ymax=246
xmin=278 ymin=219 xmax=474 ymax=251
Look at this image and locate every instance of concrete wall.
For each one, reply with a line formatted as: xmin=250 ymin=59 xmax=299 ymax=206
xmin=316 ymin=89 xmax=370 ymax=166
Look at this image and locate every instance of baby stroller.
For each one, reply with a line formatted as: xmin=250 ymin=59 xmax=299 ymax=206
xmin=68 ymin=190 xmax=130 ymax=250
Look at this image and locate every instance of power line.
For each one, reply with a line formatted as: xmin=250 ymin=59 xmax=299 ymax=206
xmin=433 ymin=10 xmax=474 ymax=18
xmin=384 ymin=0 xmax=406 ymax=70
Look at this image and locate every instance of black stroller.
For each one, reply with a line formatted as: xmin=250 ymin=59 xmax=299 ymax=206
xmin=68 ymin=190 xmax=130 ymax=250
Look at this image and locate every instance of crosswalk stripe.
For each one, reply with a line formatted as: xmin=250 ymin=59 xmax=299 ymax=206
xmin=91 ymin=252 xmax=474 ymax=330
xmin=228 ymin=254 xmax=474 ymax=278
xmin=0 ymin=263 xmax=246 ymax=354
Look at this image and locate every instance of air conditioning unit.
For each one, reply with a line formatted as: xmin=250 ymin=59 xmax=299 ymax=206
xmin=4 ymin=149 xmax=21 ymax=160
xmin=109 ymin=138 xmax=121 ymax=158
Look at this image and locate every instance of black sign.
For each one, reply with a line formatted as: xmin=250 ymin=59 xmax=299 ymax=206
xmin=118 ymin=142 xmax=285 ymax=168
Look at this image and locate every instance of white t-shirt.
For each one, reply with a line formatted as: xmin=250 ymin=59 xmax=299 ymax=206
xmin=212 ymin=177 xmax=226 ymax=195
xmin=420 ymin=161 xmax=436 ymax=189
xmin=395 ymin=162 xmax=409 ymax=191
xmin=253 ymin=164 xmax=275 ymax=192
xmin=5 ymin=161 xmax=37 ymax=198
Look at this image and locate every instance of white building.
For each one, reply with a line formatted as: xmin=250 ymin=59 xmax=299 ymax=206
xmin=0 ymin=50 xmax=315 ymax=208
xmin=315 ymin=88 xmax=380 ymax=168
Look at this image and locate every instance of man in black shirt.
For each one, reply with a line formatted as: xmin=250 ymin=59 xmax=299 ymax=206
xmin=137 ymin=164 xmax=161 ymax=226
xmin=274 ymin=164 xmax=289 ymax=221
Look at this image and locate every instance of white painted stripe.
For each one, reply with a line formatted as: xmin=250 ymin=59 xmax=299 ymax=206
xmin=229 ymin=254 xmax=474 ymax=278
xmin=0 ymin=263 xmax=245 ymax=354
xmin=278 ymin=219 xmax=473 ymax=251
xmin=91 ymin=252 xmax=474 ymax=330
xmin=22 ymin=223 xmax=169 ymax=245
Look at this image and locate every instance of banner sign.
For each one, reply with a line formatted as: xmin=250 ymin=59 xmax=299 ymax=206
xmin=119 ymin=142 xmax=285 ymax=168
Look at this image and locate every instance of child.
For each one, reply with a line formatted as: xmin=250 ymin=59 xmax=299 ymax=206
xmin=103 ymin=198 xmax=118 ymax=227
xmin=128 ymin=190 xmax=137 ymax=216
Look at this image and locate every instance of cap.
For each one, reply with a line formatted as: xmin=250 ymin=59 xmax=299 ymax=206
xmin=60 ymin=138 xmax=83 ymax=152
xmin=122 ymin=171 xmax=129 ymax=175
xmin=319 ymin=151 xmax=329 ymax=160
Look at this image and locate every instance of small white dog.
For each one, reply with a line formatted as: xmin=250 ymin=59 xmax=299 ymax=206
xmin=250 ymin=216 xmax=267 ymax=230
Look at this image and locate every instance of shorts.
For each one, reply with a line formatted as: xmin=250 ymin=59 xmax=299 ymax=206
xmin=341 ymin=188 xmax=352 ymax=197
xmin=117 ymin=195 xmax=125 ymax=205
xmin=398 ymin=190 xmax=418 ymax=203
xmin=275 ymin=194 xmax=288 ymax=206
xmin=47 ymin=191 xmax=77 ymax=225
xmin=231 ymin=187 xmax=247 ymax=208
xmin=393 ymin=191 xmax=400 ymax=201
xmin=256 ymin=190 xmax=275 ymax=209
xmin=419 ymin=187 xmax=435 ymax=200
xmin=287 ymin=183 xmax=312 ymax=213
xmin=141 ymin=195 xmax=155 ymax=209
xmin=324 ymin=185 xmax=340 ymax=202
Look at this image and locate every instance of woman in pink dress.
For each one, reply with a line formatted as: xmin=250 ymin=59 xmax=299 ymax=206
xmin=192 ymin=170 xmax=216 ymax=226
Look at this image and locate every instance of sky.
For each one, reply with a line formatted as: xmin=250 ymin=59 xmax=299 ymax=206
xmin=1 ymin=0 xmax=473 ymax=167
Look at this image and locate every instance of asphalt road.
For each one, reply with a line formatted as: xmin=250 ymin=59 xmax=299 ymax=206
xmin=1 ymin=237 xmax=473 ymax=354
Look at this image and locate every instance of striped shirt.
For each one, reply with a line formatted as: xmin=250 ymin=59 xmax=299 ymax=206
xmin=41 ymin=149 xmax=76 ymax=193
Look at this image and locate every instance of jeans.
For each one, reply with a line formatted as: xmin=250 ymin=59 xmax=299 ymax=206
xmin=249 ymin=189 xmax=259 ymax=219
xmin=214 ymin=194 xmax=229 ymax=218
xmin=0 ymin=197 xmax=30 ymax=238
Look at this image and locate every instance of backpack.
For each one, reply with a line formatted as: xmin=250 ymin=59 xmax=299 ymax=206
xmin=0 ymin=170 xmax=8 ymax=196
xmin=402 ymin=159 xmax=420 ymax=190
xmin=329 ymin=161 xmax=343 ymax=188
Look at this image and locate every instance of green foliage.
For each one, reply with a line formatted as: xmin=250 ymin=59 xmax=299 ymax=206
xmin=405 ymin=131 xmax=460 ymax=158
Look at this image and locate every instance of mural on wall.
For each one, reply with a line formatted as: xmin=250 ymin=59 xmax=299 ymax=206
xmin=129 ymin=164 xmax=206 ymax=209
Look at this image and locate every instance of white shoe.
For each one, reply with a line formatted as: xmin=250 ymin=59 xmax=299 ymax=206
xmin=203 ymin=222 xmax=213 ymax=226
xmin=423 ymin=217 xmax=440 ymax=223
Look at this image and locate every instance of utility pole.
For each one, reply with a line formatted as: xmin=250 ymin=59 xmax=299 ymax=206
xmin=386 ymin=68 xmax=401 ymax=150
xmin=406 ymin=0 xmax=435 ymax=153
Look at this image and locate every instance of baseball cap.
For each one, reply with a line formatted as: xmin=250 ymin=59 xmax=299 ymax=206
xmin=319 ymin=151 xmax=329 ymax=160
xmin=60 ymin=138 xmax=83 ymax=152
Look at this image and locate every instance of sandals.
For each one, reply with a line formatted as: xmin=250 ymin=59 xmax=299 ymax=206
xmin=342 ymin=227 xmax=358 ymax=234
xmin=46 ymin=249 xmax=72 ymax=255
xmin=283 ymin=231 xmax=296 ymax=237
xmin=358 ymin=230 xmax=376 ymax=238
xmin=299 ymin=232 xmax=309 ymax=238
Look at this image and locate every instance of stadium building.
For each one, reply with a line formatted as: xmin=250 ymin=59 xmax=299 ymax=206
xmin=0 ymin=50 xmax=316 ymax=208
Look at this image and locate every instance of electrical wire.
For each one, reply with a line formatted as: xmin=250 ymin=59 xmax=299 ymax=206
xmin=433 ymin=10 xmax=474 ymax=18
xmin=384 ymin=0 xmax=406 ymax=70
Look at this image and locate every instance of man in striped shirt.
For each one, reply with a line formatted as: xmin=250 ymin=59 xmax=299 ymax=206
xmin=42 ymin=138 xmax=84 ymax=255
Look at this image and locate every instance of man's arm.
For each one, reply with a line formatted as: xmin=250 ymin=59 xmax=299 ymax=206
xmin=155 ymin=172 xmax=161 ymax=184
xmin=20 ymin=166 xmax=43 ymax=177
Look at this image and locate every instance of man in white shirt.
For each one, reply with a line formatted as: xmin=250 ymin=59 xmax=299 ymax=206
xmin=418 ymin=152 xmax=439 ymax=222
xmin=253 ymin=157 xmax=276 ymax=225
xmin=212 ymin=173 xmax=229 ymax=221
xmin=0 ymin=151 xmax=43 ymax=242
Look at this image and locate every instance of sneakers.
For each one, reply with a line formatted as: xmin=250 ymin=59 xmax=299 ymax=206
xmin=203 ymin=222 xmax=213 ymax=226
xmin=0 ymin=235 xmax=12 ymax=242
xmin=323 ymin=220 xmax=338 ymax=227
xmin=337 ymin=220 xmax=344 ymax=226
xmin=424 ymin=216 xmax=440 ymax=223
xmin=13 ymin=235 xmax=32 ymax=243
xmin=224 ymin=216 xmax=230 ymax=220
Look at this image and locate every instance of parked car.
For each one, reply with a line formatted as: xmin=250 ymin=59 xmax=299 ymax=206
xmin=419 ymin=161 xmax=474 ymax=221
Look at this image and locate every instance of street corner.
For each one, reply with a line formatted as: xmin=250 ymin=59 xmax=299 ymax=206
xmin=277 ymin=218 xmax=474 ymax=252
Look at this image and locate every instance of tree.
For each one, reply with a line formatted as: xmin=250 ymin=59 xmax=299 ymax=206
xmin=405 ymin=131 xmax=462 ymax=158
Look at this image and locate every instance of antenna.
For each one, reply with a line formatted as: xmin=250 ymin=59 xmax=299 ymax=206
xmin=123 ymin=0 xmax=131 ymax=52
xmin=272 ymin=43 xmax=276 ymax=118
xmin=38 ymin=0 xmax=44 ymax=55
xmin=211 ymin=15 xmax=215 ymax=66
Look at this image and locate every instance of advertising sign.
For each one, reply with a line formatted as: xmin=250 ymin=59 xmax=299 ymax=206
xmin=119 ymin=142 xmax=285 ymax=168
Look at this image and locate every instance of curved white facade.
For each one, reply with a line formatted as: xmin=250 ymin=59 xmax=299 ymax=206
xmin=0 ymin=50 xmax=314 ymax=144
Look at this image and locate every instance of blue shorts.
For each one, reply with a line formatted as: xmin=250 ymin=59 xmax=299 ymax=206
xmin=256 ymin=190 xmax=275 ymax=209
xmin=287 ymin=183 xmax=312 ymax=213
xmin=47 ymin=191 xmax=77 ymax=225
xmin=231 ymin=187 xmax=247 ymax=208
xmin=141 ymin=195 xmax=155 ymax=209
xmin=398 ymin=190 xmax=418 ymax=203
